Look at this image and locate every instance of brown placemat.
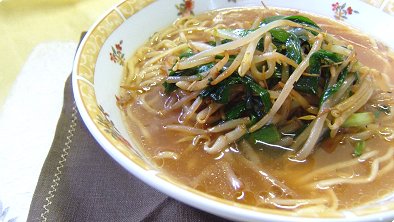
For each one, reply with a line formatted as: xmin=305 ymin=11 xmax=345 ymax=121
xmin=26 ymin=74 xmax=229 ymax=222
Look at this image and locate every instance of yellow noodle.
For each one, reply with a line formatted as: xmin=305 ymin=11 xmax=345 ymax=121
xmin=175 ymin=135 xmax=195 ymax=143
xmin=238 ymin=139 xmax=261 ymax=164
xmin=154 ymin=39 xmax=178 ymax=49
xmin=154 ymin=151 xmax=180 ymax=160
xmin=378 ymin=159 xmax=394 ymax=177
xmin=312 ymin=149 xmax=394 ymax=188
xmin=142 ymin=70 xmax=163 ymax=80
xmin=237 ymin=155 xmax=297 ymax=197
xmin=167 ymin=27 xmax=208 ymax=37
xmin=269 ymin=198 xmax=329 ymax=206
xmin=144 ymin=43 xmax=189 ymax=68
xmin=326 ymin=189 xmax=339 ymax=210
xmin=164 ymin=91 xmax=200 ymax=112
xmin=137 ymin=94 xmax=161 ymax=115
xmin=138 ymin=64 xmax=162 ymax=77
xmin=125 ymin=57 xmax=139 ymax=85
xmin=191 ymin=161 xmax=243 ymax=191
xmin=118 ymin=8 xmax=394 ymax=212
xmin=140 ymin=76 xmax=165 ymax=88
xmin=299 ymin=150 xmax=379 ymax=183
xmin=126 ymin=109 xmax=152 ymax=139
xmin=164 ymin=125 xmax=207 ymax=135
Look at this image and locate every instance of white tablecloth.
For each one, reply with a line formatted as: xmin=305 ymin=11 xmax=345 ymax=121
xmin=0 ymin=42 xmax=78 ymax=222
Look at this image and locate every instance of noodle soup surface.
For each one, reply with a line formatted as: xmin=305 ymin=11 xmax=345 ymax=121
xmin=118 ymin=7 xmax=394 ymax=213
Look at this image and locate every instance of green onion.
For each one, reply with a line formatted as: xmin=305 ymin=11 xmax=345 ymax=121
xmin=342 ymin=112 xmax=375 ymax=128
xmin=354 ymin=141 xmax=366 ymax=157
xmin=179 ymin=48 xmax=194 ymax=58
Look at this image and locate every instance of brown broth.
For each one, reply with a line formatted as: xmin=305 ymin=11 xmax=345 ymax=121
xmin=120 ymin=8 xmax=394 ymax=211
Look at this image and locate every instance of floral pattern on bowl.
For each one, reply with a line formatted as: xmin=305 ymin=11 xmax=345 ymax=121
xmin=109 ymin=40 xmax=125 ymax=66
xmin=332 ymin=2 xmax=360 ymax=19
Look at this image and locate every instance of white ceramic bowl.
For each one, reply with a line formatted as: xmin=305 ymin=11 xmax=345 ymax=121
xmin=72 ymin=0 xmax=394 ymax=221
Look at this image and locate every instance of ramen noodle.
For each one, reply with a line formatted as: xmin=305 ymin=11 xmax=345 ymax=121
xmin=117 ymin=7 xmax=394 ymax=214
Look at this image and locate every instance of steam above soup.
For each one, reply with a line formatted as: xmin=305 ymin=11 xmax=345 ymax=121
xmin=117 ymin=7 xmax=394 ymax=215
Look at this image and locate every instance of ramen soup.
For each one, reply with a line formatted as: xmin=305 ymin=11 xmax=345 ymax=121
xmin=117 ymin=7 xmax=394 ymax=214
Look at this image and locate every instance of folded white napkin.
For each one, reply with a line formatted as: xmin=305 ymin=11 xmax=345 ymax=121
xmin=0 ymin=42 xmax=77 ymax=222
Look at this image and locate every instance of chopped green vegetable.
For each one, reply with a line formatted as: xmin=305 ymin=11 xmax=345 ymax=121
xmin=309 ymin=49 xmax=343 ymax=75
xmin=242 ymin=75 xmax=272 ymax=114
xmin=163 ymin=70 xmax=182 ymax=93
xmin=283 ymin=15 xmax=321 ymax=29
xmin=354 ymin=141 xmax=366 ymax=157
xmin=285 ymin=33 xmax=302 ymax=64
xmin=200 ymin=75 xmax=242 ymax=103
xmin=342 ymin=112 xmax=375 ymax=128
xmin=225 ymin=102 xmax=247 ymax=120
xmin=269 ymin=28 xmax=290 ymax=43
xmin=200 ymin=75 xmax=272 ymax=112
xmin=266 ymin=65 xmax=282 ymax=88
xmin=320 ymin=68 xmax=350 ymax=105
xmin=295 ymin=49 xmax=345 ymax=98
xmin=224 ymin=87 xmax=268 ymax=121
xmin=294 ymin=76 xmax=319 ymax=95
xmin=289 ymin=28 xmax=310 ymax=42
xmin=247 ymin=125 xmax=281 ymax=145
